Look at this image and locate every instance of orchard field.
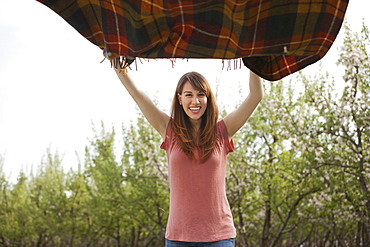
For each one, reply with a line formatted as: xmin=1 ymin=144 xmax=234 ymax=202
xmin=0 ymin=24 xmax=369 ymax=247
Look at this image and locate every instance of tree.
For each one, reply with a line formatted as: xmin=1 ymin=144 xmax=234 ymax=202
xmin=228 ymin=79 xmax=323 ymax=247
xmin=0 ymin=22 xmax=368 ymax=247
xmin=119 ymin=113 xmax=169 ymax=246
xmin=300 ymin=22 xmax=370 ymax=246
xmin=227 ymin=22 xmax=369 ymax=247
xmin=82 ymin=114 xmax=168 ymax=246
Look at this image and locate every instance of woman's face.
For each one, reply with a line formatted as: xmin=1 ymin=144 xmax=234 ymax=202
xmin=178 ymin=81 xmax=208 ymax=122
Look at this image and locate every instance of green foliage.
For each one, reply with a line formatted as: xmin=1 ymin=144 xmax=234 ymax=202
xmin=0 ymin=117 xmax=168 ymax=246
xmin=0 ymin=23 xmax=369 ymax=246
xmin=225 ymin=22 xmax=370 ymax=247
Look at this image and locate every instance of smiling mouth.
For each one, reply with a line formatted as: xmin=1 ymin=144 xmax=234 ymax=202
xmin=189 ymin=107 xmax=201 ymax=112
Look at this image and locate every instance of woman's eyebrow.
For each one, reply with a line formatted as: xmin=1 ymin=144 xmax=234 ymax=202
xmin=182 ymin=90 xmax=206 ymax=96
xmin=183 ymin=90 xmax=204 ymax=93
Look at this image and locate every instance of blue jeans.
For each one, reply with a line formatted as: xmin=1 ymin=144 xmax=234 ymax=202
xmin=165 ymin=238 xmax=235 ymax=247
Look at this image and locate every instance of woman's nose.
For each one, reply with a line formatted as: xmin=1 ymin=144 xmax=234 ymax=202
xmin=193 ymin=97 xmax=200 ymax=104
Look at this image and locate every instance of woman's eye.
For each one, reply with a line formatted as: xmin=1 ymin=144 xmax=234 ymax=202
xmin=198 ymin=93 xmax=206 ymax=97
xmin=185 ymin=94 xmax=192 ymax=97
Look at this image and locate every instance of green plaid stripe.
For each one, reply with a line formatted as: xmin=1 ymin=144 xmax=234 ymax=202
xmin=36 ymin=0 xmax=349 ymax=81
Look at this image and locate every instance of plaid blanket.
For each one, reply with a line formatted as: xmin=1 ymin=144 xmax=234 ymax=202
xmin=36 ymin=0 xmax=348 ymax=81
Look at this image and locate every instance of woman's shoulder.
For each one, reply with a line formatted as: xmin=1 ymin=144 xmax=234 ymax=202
xmin=217 ymin=119 xmax=227 ymax=131
xmin=217 ymin=119 xmax=234 ymax=152
xmin=160 ymin=119 xmax=175 ymax=150
xmin=216 ymin=119 xmax=229 ymax=139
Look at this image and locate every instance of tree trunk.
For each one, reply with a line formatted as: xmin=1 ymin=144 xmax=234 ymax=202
xmin=261 ymin=185 xmax=272 ymax=247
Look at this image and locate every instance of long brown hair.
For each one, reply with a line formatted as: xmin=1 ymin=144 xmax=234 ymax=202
xmin=170 ymin=72 xmax=219 ymax=163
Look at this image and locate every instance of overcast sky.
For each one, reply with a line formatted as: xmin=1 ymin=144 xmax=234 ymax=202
xmin=0 ymin=0 xmax=369 ymax=182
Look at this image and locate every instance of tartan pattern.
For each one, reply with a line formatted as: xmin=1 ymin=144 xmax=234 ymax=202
xmin=36 ymin=0 xmax=349 ymax=81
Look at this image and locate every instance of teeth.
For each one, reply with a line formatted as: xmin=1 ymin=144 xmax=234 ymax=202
xmin=190 ymin=107 xmax=200 ymax=111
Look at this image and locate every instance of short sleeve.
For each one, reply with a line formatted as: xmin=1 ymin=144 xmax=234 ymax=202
xmin=160 ymin=123 xmax=172 ymax=150
xmin=218 ymin=120 xmax=234 ymax=153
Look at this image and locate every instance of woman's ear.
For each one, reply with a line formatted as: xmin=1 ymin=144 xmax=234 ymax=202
xmin=177 ymin=93 xmax=182 ymax=105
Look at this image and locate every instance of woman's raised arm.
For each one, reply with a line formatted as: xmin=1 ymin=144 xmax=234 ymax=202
xmin=114 ymin=67 xmax=170 ymax=140
xmin=223 ymin=70 xmax=264 ymax=138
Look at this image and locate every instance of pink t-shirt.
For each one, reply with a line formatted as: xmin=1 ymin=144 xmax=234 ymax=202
xmin=160 ymin=120 xmax=236 ymax=242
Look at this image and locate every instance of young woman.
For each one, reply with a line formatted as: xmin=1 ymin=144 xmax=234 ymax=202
xmin=114 ymin=65 xmax=263 ymax=247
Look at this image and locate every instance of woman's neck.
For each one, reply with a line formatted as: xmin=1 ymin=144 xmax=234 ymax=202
xmin=189 ymin=119 xmax=201 ymax=132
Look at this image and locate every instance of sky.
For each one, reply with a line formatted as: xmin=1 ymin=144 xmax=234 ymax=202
xmin=0 ymin=0 xmax=369 ymax=183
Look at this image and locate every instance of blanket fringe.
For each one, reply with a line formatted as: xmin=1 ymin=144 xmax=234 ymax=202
xmin=108 ymin=57 xmax=244 ymax=73
xmin=222 ymin=58 xmax=243 ymax=71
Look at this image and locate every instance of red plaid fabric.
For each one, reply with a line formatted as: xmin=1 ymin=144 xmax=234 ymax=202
xmin=36 ymin=0 xmax=349 ymax=81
